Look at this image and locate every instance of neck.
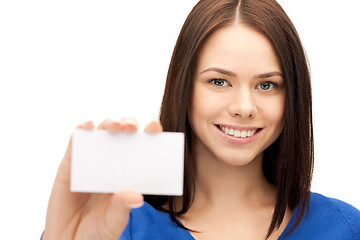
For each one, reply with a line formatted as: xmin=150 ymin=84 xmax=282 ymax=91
xmin=190 ymin=140 xmax=276 ymax=210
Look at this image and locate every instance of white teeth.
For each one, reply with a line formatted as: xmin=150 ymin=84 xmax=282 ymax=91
xmin=240 ymin=130 xmax=247 ymax=138
xmin=228 ymin=128 xmax=234 ymax=136
xmin=219 ymin=125 xmax=257 ymax=138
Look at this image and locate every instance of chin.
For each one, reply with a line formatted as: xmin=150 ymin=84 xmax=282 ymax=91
xmin=215 ymin=151 xmax=263 ymax=167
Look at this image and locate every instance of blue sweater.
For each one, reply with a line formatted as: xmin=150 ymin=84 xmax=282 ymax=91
xmin=120 ymin=193 xmax=360 ymax=239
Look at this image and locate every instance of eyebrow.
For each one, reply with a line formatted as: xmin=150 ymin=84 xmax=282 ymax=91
xmin=200 ymin=67 xmax=283 ymax=79
xmin=200 ymin=67 xmax=237 ymax=77
xmin=256 ymin=71 xmax=283 ymax=78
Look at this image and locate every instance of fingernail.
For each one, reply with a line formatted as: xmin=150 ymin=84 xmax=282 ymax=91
xmin=127 ymin=201 xmax=144 ymax=209
xmin=85 ymin=121 xmax=94 ymax=126
xmin=121 ymin=117 xmax=137 ymax=124
xmin=123 ymin=125 xmax=136 ymax=132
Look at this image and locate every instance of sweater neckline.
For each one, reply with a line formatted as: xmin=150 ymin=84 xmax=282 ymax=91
xmin=175 ymin=203 xmax=300 ymax=240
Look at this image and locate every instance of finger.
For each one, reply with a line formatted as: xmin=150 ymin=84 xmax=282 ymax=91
xmin=112 ymin=190 xmax=144 ymax=209
xmin=63 ymin=120 xmax=95 ymax=176
xmin=144 ymin=120 xmax=163 ymax=133
xmin=120 ymin=117 xmax=138 ymax=133
xmin=97 ymin=119 xmax=124 ymax=132
xmin=71 ymin=120 xmax=95 ymax=156
xmin=102 ymin=191 xmax=143 ymax=238
xmin=76 ymin=121 xmax=95 ymax=130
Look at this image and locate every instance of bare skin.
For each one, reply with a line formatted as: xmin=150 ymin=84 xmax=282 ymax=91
xmin=176 ymin=152 xmax=293 ymax=240
xmin=43 ymin=118 xmax=163 ymax=240
xmin=174 ymin=143 xmax=293 ymax=240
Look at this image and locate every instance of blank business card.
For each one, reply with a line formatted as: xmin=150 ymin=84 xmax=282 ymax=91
xmin=71 ymin=129 xmax=184 ymax=195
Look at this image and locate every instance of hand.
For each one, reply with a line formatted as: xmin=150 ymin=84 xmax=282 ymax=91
xmin=43 ymin=118 xmax=163 ymax=240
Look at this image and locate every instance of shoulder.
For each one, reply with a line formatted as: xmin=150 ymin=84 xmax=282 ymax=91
xmin=310 ymin=192 xmax=360 ymax=227
xmin=119 ymin=201 xmax=192 ymax=240
xmin=287 ymin=192 xmax=360 ymax=239
xmin=311 ymin=192 xmax=360 ymax=215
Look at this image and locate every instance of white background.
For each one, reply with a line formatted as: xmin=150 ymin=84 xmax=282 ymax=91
xmin=0 ymin=0 xmax=359 ymax=238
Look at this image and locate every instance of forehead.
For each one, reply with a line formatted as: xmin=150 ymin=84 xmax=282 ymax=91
xmin=196 ymin=23 xmax=281 ymax=76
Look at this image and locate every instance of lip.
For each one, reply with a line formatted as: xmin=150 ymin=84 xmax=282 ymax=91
xmin=215 ymin=124 xmax=262 ymax=145
xmin=217 ymin=124 xmax=259 ymax=131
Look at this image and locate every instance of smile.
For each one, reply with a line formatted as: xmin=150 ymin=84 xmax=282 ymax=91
xmin=217 ymin=125 xmax=259 ymax=138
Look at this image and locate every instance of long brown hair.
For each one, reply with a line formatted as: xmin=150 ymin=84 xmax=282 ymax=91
xmin=145 ymin=0 xmax=314 ymax=238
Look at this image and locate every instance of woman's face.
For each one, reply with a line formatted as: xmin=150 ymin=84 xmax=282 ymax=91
xmin=189 ymin=23 xmax=285 ymax=166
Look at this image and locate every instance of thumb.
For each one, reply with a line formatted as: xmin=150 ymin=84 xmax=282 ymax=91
xmin=103 ymin=190 xmax=144 ymax=238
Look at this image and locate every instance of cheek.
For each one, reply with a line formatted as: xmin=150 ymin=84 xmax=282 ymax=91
xmin=189 ymin=86 xmax=204 ymax=129
xmin=273 ymin=99 xmax=285 ymax=124
xmin=189 ymin=86 xmax=221 ymax=124
xmin=258 ymin=95 xmax=285 ymax=127
xmin=272 ymin=97 xmax=285 ymax=131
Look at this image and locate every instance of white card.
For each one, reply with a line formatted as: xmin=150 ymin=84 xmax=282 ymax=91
xmin=71 ymin=129 xmax=184 ymax=195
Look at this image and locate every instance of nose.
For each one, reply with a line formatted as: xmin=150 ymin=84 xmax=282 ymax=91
xmin=227 ymin=88 xmax=258 ymax=118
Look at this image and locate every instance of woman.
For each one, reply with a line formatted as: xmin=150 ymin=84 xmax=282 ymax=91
xmin=43 ymin=0 xmax=360 ymax=239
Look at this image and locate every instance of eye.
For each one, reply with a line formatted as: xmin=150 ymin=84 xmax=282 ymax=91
xmin=209 ymin=78 xmax=229 ymax=87
xmin=257 ymin=81 xmax=277 ymax=91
